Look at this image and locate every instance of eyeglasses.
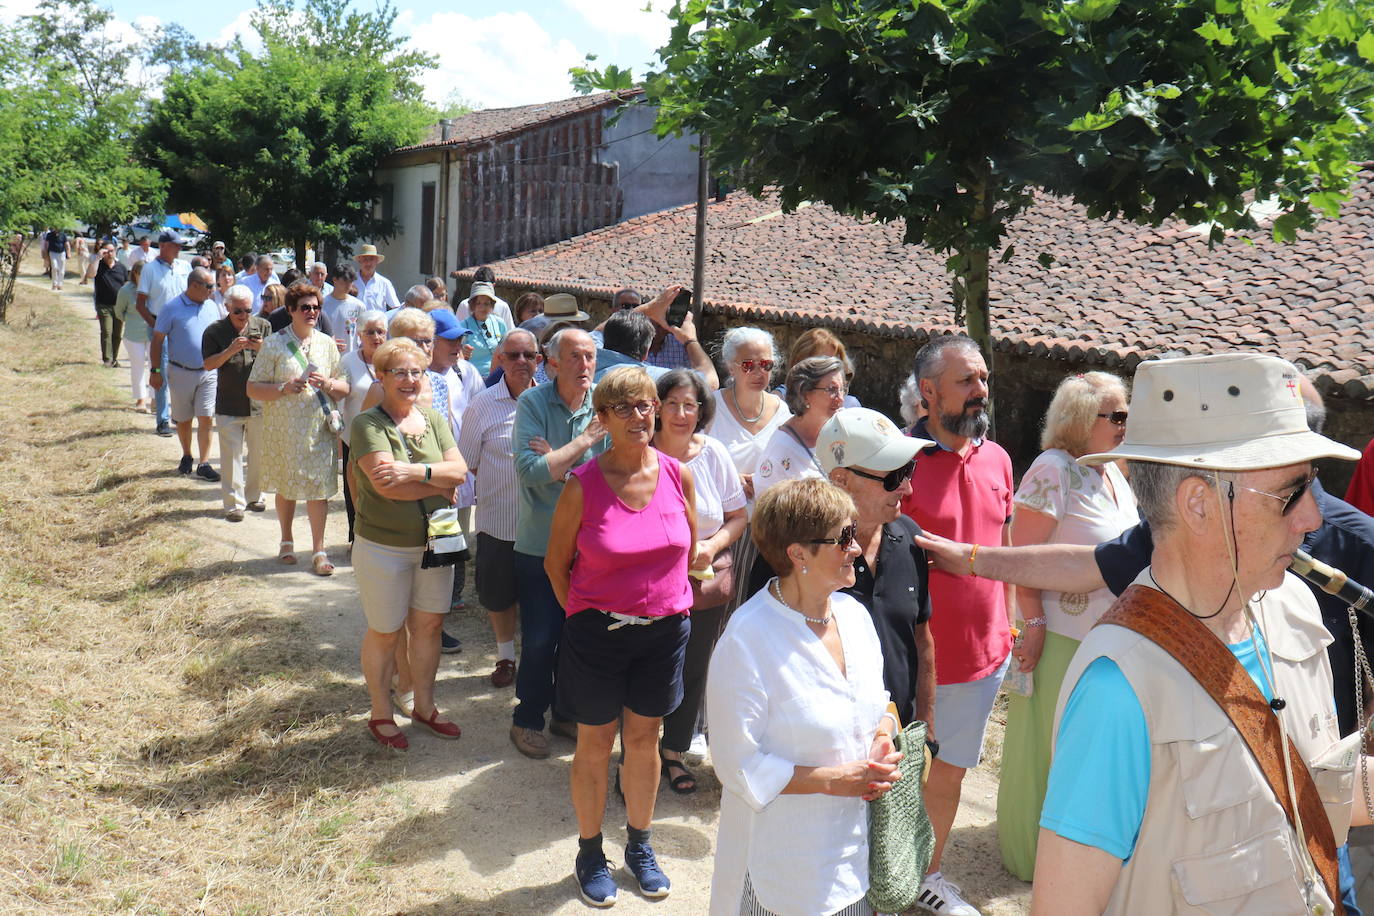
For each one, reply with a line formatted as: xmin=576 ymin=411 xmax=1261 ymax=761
xmin=293 ymin=304 xmax=322 ymax=312
xmin=386 ymin=368 xmax=425 ymax=379
xmin=1228 ymin=472 xmax=1318 ymax=516
xmin=736 ymin=359 xmax=775 ymax=375
xmin=504 ymin=351 xmax=539 ymax=361
xmin=847 ymin=460 xmax=916 ymax=492
xmin=809 ymin=523 xmax=858 ymax=551
xmin=1097 ymin=410 xmax=1129 ymax=426
xmin=607 ymin=400 xmax=658 ymax=419
xmin=228 ymin=307 xmax=252 ymax=316
xmin=362 ymin=328 xmax=387 ymax=336
xmin=662 ymin=399 xmax=700 ymax=415
xmin=811 ymin=384 xmax=847 ymax=399
xmin=410 ymin=337 xmax=434 ymax=347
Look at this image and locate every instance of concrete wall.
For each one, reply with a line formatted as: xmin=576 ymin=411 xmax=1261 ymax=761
xmin=372 ymin=161 xmax=441 ymax=292
xmin=484 ymin=281 xmax=1374 ymax=494
xmin=602 ymin=105 xmax=700 ymax=222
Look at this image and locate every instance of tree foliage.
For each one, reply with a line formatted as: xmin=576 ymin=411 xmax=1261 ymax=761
xmin=647 ymin=0 xmax=1374 ymax=355
xmin=139 ymin=0 xmax=434 ymax=268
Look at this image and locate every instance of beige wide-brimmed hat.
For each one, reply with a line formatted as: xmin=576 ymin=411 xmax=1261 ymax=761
xmin=355 ymin=244 xmax=385 ymax=262
xmin=1079 ymin=353 xmax=1359 ymax=471
xmin=543 ymin=292 xmax=589 ymax=323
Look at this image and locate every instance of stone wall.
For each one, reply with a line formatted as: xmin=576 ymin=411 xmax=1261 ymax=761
xmin=485 ymin=281 xmax=1374 ymax=494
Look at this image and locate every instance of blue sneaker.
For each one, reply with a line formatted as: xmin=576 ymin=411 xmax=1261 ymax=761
xmin=623 ymin=842 xmax=670 ymax=898
xmin=575 ymin=851 xmax=617 ymax=908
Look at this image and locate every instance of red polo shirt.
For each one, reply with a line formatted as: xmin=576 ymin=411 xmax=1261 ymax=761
xmin=900 ymin=418 xmax=1014 ymax=685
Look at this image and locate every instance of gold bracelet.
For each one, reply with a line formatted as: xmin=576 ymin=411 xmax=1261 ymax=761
xmin=968 ymin=543 xmax=979 ymax=577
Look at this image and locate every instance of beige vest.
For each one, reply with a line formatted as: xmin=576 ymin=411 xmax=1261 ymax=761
xmin=1056 ymin=570 xmax=1355 ymax=915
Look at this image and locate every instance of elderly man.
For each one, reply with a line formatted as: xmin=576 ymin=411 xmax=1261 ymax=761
xmin=307 ymin=261 xmax=333 ymax=299
xmin=240 ymin=255 xmax=279 ymax=311
xmin=137 ymin=230 xmax=191 ymax=437
xmin=202 ymin=285 xmax=270 ymax=520
xmin=126 ymin=236 xmax=153 ymax=270
xmin=354 ymin=244 xmax=400 ymax=311
xmin=150 ymin=267 xmax=222 ymax=481
xmin=508 ymin=327 xmax=605 ymax=758
xmin=1022 ymin=352 xmax=1369 ymax=915
xmin=459 ymin=328 xmax=542 ymax=687
xmin=895 ymin=334 xmax=1014 ymax=916
xmin=919 ymin=373 xmax=1374 ymax=914
xmin=593 ymin=309 xmax=719 ymax=389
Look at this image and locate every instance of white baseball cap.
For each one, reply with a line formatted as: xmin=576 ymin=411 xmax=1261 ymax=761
xmin=1079 ymin=353 xmax=1359 ymax=470
xmin=817 ymin=407 xmax=935 ymax=475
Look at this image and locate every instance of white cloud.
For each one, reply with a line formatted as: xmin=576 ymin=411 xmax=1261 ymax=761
xmin=404 ymin=10 xmax=585 ymax=110
xmin=563 ymin=0 xmax=671 ymax=48
xmin=215 ymin=8 xmax=263 ymax=53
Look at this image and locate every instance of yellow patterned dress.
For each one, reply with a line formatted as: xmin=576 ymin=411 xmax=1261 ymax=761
xmin=248 ymin=327 xmax=343 ymax=500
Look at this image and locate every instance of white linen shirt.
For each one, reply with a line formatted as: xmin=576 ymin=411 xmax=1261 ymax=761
xmin=356 ymin=271 xmax=401 ymax=311
xmin=685 ymin=434 xmax=746 ymax=539
xmin=706 ymin=588 xmax=889 ymax=916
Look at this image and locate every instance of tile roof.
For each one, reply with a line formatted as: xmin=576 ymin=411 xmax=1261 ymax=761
xmin=462 ymin=171 xmax=1374 ymax=398
xmin=395 ymin=90 xmax=641 ymax=152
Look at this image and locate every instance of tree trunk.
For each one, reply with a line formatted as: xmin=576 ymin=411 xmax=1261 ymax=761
xmin=961 ymin=163 xmax=995 ymax=435
xmin=294 ymin=236 xmax=307 ymax=272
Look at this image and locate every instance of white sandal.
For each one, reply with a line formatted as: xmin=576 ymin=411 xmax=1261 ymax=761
xmin=311 ymin=551 xmax=334 ymax=576
xmin=278 ymin=541 xmax=297 ymax=565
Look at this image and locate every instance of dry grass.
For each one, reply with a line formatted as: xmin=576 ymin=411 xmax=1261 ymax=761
xmin=0 ymin=282 xmax=419 ymax=914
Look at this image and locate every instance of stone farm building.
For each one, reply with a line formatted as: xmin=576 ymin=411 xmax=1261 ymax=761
xmin=372 ymin=91 xmax=700 ymax=290
xmin=455 ymin=172 xmax=1374 ymax=489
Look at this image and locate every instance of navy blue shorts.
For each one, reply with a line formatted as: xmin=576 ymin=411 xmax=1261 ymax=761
xmin=556 ymin=610 xmax=690 ymax=726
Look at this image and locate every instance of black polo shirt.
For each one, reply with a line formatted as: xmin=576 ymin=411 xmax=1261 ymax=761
xmin=746 ymin=514 xmax=934 ymax=725
xmin=1094 ymin=478 xmax=1374 ymax=736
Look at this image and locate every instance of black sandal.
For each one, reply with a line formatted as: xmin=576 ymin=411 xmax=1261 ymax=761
xmin=660 ymin=758 xmax=697 ymax=795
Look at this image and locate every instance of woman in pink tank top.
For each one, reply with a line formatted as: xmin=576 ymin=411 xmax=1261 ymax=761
xmin=545 ymin=367 xmax=699 ymax=905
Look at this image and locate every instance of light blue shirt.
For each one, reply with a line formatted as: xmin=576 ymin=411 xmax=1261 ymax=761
xmin=462 ymin=314 xmax=508 ymax=376
xmin=154 ymin=293 xmax=221 ymax=369
xmin=512 ymin=381 xmax=604 ymax=556
xmin=593 ymin=348 xmax=671 ymax=383
xmin=1041 ymin=629 xmax=1273 ymax=861
xmin=240 ymin=272 xmax=281 ymax=310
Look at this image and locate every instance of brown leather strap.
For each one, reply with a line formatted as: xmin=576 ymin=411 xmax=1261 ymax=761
xmin=1099 ymin=585 xmax=1344 ymax=915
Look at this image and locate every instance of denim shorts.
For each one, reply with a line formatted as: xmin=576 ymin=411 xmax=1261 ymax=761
xmin=555 ymin=610 xmax=690 ymax=725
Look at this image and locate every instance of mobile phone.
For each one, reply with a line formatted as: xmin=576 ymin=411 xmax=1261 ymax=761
xmin=667 ymin=288 xmax=693 ymax=327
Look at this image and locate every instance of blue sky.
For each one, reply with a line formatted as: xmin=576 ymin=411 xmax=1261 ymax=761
xmin=17 ymin=0 xmax=672 ymax=109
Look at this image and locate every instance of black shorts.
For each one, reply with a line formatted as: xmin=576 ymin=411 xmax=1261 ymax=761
xmin=474 ymin=532 xmax=518 ymax=612
xmin=556 ymin=610 xmax=690 ymax=726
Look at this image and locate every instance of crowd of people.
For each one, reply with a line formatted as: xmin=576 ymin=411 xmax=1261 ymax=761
xmin=67 ymin=230 xmax=1374 ymax=916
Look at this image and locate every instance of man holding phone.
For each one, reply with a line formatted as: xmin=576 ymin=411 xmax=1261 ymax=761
xmin=202 ymin=284 xmax=271 ymax=521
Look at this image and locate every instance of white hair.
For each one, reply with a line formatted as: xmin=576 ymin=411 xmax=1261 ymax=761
xmin=722 ymin=326 xmax=777 ymax=364
xmin=898 ymin=373 xmax=921 ymax=426
xmin=403 ymin=285 xmax=433 ymax=308
xmin=224 ymin=284 xmax=253 ymax=307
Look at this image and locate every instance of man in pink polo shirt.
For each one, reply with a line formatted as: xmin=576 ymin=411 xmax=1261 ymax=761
xmin=900 ymin=334 xmax=1013 ymax=916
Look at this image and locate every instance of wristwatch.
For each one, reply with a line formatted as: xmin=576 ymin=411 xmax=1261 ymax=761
xmin=149 ymin=367 xmax=161 ymax=374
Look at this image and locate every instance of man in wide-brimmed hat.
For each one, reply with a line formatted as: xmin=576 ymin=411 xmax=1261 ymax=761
xmin=1031 ymin=353 xmax=1368 ymax=915
xmin=353 ymin=244 xmax=400 ymax=311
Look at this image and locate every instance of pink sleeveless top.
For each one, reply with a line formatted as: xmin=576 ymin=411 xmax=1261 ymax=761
xmin=566 ymin=449 xmax=693 ymax=618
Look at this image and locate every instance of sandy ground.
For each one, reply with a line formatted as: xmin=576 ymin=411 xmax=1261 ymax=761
xmin=36 ymin=270 xmax=1031 ymax=914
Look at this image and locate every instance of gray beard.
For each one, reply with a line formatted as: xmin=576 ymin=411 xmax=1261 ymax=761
xmin=941 ymin=408 xmax=990 ymax=440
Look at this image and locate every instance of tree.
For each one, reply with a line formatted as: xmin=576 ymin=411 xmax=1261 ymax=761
xmin=140 ymin=0 xmax=434 ymax=268
xmin=647 ymin=0 xmax=1374 ymax=358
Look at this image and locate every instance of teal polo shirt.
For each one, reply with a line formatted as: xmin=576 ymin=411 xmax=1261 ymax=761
xmin=512 ymin=380 xmax=605 ymax=556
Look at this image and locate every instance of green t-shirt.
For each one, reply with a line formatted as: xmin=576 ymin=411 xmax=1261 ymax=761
xmin=349 ymin=406 xmax=457 ymax=548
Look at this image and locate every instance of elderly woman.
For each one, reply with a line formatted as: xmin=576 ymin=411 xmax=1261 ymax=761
xmin=460 ymin=284 xmax=508 ymax=376
xmin=544 ymin=366 xmax=697 ymax=907
xmin=707 ymin=478 xmax=902 ymax=915
xmin=513 ymin=291 xmax=545 ymax=325
xmin=652 ymin=368 xmax=746 ymax=793
xmin=754 ymin=356 xmax=848 ymax=497
xmin=349 ymin=337 xmax=468 ymax=749
xmin=777 ymin=328 xmax=861 ymax=408
xmin=997 ymin=371 xmax=1139 ymax=881
xmin=114 ymin=260 xmax=149 ymax=412
xmin=340 ymin=312 xmax=389 ymax=543
xmin=707 ymin=327 xmax=791 ymax=506
xmin=246 ymin=284 xmax=348 ymax=575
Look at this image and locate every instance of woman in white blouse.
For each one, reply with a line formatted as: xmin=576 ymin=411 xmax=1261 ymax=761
xmin=339 ymin=312 xmax=388 ymax=543
xmin=706 ymin=478 xmax=902 ymax=916
xmin=706 ymin=327 xmax=790 ymax=507
xmin=997 ymin=370 xmax=1139 ymax=881
xmin=753 ymin=356 xmax=847 ymax=499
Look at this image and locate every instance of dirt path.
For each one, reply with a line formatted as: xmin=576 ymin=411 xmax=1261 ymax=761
xmin=29 ymin=271 xmax=1030 ymax=914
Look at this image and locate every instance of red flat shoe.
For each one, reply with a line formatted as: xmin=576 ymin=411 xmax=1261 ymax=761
xmin=367 ymin=718 xmax=408 ymax=750
xmin=411 ymin=706 xmax=461 ymax=739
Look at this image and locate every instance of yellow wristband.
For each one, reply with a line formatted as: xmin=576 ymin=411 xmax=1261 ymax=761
xmin=968 ymin=543 xmax=979 ymax=577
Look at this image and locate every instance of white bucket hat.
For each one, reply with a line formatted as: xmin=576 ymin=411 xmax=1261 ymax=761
xmin=1079 ymin=353 xmax=1359 ymax=471
xmin=817 ymin=407 xmax=935 ymax=475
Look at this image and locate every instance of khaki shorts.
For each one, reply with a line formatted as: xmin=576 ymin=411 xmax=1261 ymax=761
xmin=167 ymin=363 xmax=216 ymax=422
xmin=352 ymin=534 xmax=454 ymax=632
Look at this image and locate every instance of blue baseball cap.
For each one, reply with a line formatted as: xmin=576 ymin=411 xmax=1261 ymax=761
xmin=431 ymin=308 xmax=473 ymax=341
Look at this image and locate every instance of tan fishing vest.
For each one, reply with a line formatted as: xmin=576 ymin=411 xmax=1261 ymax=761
xmin=1055 ymin=570 xmax=1356 ymax=915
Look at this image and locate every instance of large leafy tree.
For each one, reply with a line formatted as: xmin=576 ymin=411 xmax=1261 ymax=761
xmin=139 ymin=0 xmax=434 ymax=268
xmin=647 ymin=0 xmax=1374 ymax=356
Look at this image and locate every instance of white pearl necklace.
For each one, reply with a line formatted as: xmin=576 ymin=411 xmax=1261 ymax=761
xmin=771 ymin=577 xmax=831 ymax=625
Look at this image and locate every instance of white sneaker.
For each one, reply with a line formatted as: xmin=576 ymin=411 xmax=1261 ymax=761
xmin=916 ymin=872 xmax=982 ymax=916
xmin=684 ymin=732 xmax=709 ymax=765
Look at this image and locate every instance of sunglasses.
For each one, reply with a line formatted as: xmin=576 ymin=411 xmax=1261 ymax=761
xmin=1229 ymin=472 xmax=1318 ymax=516
xmin=504 ymin=351 xmax=539 ymax=361
xmin=811 ymin=384 xmax=847 ymax=399
xmin=608 ymin=400 xmax=658 ymax=419
xmin=1097 ymin=410 xmax=1128 ymax=426
xmin=293 ymin=304 xmax=322 ymax=312
xmin=737 ymin=359 xmax=775 ymax=374
xmin=228 ymin=307 xmax=252 ymax=316
xmin=809 ymin=522 xmax=858 ymax=551
xmin=847 ymin=460 xmax=915 ymax=492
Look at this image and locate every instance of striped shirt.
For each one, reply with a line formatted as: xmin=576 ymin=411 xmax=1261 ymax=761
xmin=457 ymin=376 xmax=523 ymax=541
